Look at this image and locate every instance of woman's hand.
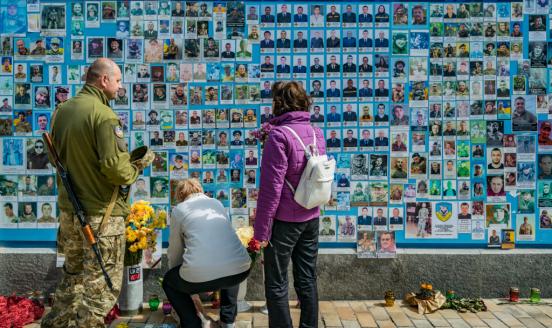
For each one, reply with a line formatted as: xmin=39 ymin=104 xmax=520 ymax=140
xmin=259 ymin=241 xmax=269 ymax=248
xmin=191 ymin=294 xmax=204 ymax=315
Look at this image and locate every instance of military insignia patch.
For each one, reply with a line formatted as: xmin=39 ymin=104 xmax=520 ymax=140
xmin=114 ymin=125 xmax=124 ymax=138
xmin=436 ymin=202 xmax=452 ymax=222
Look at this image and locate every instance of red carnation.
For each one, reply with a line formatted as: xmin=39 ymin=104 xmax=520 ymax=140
xmin=248 ymin=239 xmax=261 ymax=253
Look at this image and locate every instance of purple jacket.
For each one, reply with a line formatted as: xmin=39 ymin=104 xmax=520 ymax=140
xmin=254 ymin=111 xmax=326 ymax=241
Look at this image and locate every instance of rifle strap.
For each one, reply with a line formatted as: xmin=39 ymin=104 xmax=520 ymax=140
xmin=50 ymin=104 xmax=61 ymax=135
xmin=98 ymin=186 xmax=119 ymax=237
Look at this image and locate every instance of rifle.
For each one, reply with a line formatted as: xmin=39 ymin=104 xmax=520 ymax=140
xmin=42 ymin=132 xmax=114 ymax=291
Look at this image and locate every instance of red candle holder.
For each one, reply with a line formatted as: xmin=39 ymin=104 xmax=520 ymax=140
xmin=509 ymin=287 xmax=520 ymax=302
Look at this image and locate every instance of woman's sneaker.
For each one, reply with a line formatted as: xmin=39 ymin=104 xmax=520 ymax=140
xmin=260 ymin=304 xmax=268 ymax=315
xmin=237 ymin=300 xmax=251 ymax=312
xmin=203 ymin=320 xmax=219 ymax=328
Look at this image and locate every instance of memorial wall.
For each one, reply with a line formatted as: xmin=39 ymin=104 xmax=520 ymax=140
xmin=0 ymin=1 xmax=551 ymax=254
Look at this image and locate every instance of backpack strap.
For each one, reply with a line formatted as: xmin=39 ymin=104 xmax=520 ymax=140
xmin=284 ymin=177 xmax=296 ymax=193
xmin=311 ymin=126 xmax=317 ymax=148
xmin=282 ymin=125 xmax=317 ymax=158
xmin=282 ymin=126 xmax=309 ymax=155
xmin=281 ymin=125 xmax=317 ymax=194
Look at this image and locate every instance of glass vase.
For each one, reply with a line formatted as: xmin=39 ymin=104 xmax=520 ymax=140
xmin=530 ymin=288 xmax=541 ymax=303
xmin=162 ymin=300 xmax=173 ymax=315
xmin=149 ymin=294 xmax=160 ymax=311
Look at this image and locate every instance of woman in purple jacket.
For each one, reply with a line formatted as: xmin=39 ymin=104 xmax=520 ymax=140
xmin=254 ymin=81 xmax=326 ymax=327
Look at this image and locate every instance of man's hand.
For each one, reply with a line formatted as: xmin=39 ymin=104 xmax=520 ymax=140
xmin=132 ymin=148 xmax=154 ymax=171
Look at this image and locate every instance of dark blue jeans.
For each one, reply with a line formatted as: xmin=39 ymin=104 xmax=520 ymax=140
xmin=264 ymin=218 xmax=319 ymax=328
xmin=162 ymin=266 xmax=250 ymax=328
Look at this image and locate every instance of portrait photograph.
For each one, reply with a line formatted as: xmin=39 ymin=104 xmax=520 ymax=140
xmin=357 ymin=230 xmax=376 ymax=258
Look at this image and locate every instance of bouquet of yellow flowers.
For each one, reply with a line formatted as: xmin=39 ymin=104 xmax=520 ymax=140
xmin=124 ymin=200 xmax=167 ymax=266
xmin=235 ymin=226 xmax=262 ymax=263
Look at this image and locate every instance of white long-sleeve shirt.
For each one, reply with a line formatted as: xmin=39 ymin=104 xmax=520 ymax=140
xmin=168 ymin=193 xmax=251 ymax=283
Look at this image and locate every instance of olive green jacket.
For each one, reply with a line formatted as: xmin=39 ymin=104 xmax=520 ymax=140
xmin=51 ymin=84 xmax=139 ymax=216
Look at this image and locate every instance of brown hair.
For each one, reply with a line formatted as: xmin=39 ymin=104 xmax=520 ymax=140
xmin=271 ymin=81 xmax=312 ymax=117
xmin=175 ymin=179 xmax=204 ymax=202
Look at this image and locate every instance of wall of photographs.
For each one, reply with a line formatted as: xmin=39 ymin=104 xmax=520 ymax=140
xmin=1 ymin=1 xmax=552 ymax=253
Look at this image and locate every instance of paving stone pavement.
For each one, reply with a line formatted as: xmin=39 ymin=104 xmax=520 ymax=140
xmin=25 ymin=299 xmax=552 ymax=327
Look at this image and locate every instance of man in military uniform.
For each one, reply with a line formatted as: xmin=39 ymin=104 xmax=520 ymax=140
xmin=151 ymin=179 xmax=167 ymax=198
xmin=175 ymin=132 xmax=188 ymax=146
xmin=19 ymin=203 xmax=37 ymax=222
xmin=47 ymin=38 xmax=63 ymax=56
xmin=130 ymin=2 xmax=143 ymax=15
xmin=38 ymin=176 xmax=55 ymax=196
xmin=231 ymin=130 xmax=244 ymax=146
xmin=132 ymin=112 xmax=145 ymax=126
xmin=14 ymin=64 xmax=26 ymax=79
xmin=19 ymin=175 xmax=37 ymax=196
xmin=15 ymin=111 xmax=32 ymax=133
xmin=132 ymin=178 xmax=149 ymax=200
xmin=326 ymin=5 xmax=340 ymax=22
xmin=27 ymin=139 xmax=50 ymax=170
xmin=114 ymin=88 xmax=128 ymax=105
xmin=0 ymin=97 xmax=11 ymax=112
xmin=236 ymin=40 xmax=252 ymax=58
xmin=41 ymin=58 xmax=152 ymax=328
xmin=31 ymin=40 xmax=46 ymax=56
xmin=165 ymin=39 xmax=178 ymax=59
xmin=38 ymin=203 xmax=56 ymax=223
xmin=15 ymin=39 xmax=28 ymax=56
xmin=15 ymin=85 xmax=30 ymax=105
xmin=2 ymin=203 xmax=17 ymax=223
xmin=144 ymin=22 xmax=158 ymax=39
xmin=147 ymin=110 xmax=160 ymax=125
xmin=0 ymin=178 xmax=17 ymax=196
xmin=35 ymin=86 xmax=51 ymax=108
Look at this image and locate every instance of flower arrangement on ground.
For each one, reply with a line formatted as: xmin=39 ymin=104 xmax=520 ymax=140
xmin=405 ymin=282 xmax=446 ymax=314
xmin=0 ymin=294 xmax=45 ymax=327
xmin=417 ymin=282 xmax=434 ymax=300
xmin=124 ymin=200 xmax=166 ymax=266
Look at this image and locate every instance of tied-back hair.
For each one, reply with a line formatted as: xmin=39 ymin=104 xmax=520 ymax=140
xmin=271 ymin=81 xmax=312 ymax=117
xmin=176 ymin=178 xmax=204 ymax=202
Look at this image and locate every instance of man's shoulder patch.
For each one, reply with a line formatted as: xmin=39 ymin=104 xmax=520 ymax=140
xmin=114 ymin=125 xmax=124 ymax=138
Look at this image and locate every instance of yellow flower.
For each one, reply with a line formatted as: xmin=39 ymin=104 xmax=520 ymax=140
xmin=235 ymin=226 xmax=254 ymax=247
xmin=125 ymin=201 xmax=166 ymax=253
xmin=127 ymin=232 xmax=136 ymax=243
xmin=137 ymin=236 xmax=148 ymax=250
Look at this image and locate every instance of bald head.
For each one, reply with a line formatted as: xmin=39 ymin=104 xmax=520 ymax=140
xmin=85 ymin=58 xmax=122 ymax=100
xmin=86 ymin=58 xmax=117 ymax=84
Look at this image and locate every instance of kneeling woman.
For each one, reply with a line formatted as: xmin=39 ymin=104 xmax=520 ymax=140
xmin=164 ymin=178 xmax=251 ymax=328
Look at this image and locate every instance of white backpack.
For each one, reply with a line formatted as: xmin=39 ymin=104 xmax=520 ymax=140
xmin=282 ymin=126 xmax=336 ymax=210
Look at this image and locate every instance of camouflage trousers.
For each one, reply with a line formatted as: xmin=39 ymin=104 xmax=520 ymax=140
xmin=41 ymin=211 xmax=126 ymax=328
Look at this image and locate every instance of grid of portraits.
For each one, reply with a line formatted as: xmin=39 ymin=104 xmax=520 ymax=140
xmin=0 ymin=1 xmax=552 ymax=250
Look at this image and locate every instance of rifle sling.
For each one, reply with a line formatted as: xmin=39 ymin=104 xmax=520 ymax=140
xmin=98 ymin=186 xmax=119 ymax=237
